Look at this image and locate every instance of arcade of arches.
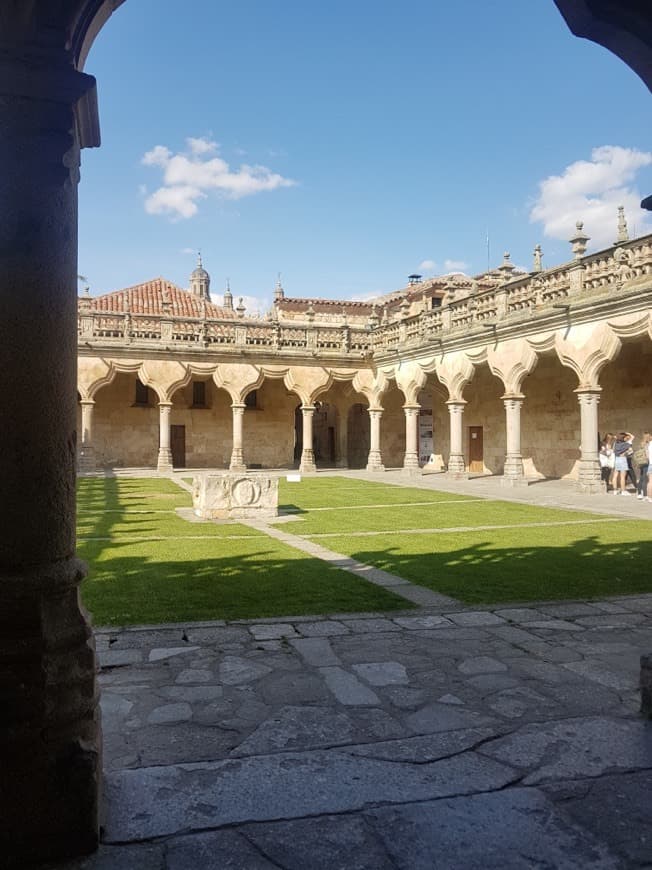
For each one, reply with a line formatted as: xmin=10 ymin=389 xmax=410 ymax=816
xmin=1 ymin=0 xmax=652 ymax=865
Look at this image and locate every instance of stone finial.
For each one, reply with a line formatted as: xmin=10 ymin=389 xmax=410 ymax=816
xmin=498 ymin=251 xmax=515 ymax=281
xmin=236 ymin=297 xmax=246 ymax=318
xmin=223 ymin=279 xmax=233 ymax=310
xmin=400 ymin=297 xmax=410 ymax=319
xmin=570 ymin=221 xmax=590 ymax=259
xmin=306 ymin=302 xmax=315 ymax=323
xmin=615 ymin=205 xmax=629 ymax=245
xmin=381 ymin=305 xmax=389 ymax=325
xmin=368 ymin=304 xmax=379 ymax=329
xmin=533 ymin=244 xmax=543 ymax=273
xmin=274 ymin=273 xmax=285 ymax=302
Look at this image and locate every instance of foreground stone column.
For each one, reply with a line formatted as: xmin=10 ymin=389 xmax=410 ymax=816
xmin=366 ymin=408 xmax=385 ymax=471
xmin=299 ymin=405 xmax=317 ymax=472
xmin=502 ymin=396 xmax=527 ymax=487
xmin=446 ymin=400 xmax=467 ymax=476
xmin=157 ymin=402 xmax=173 ymax=472
xmin=576 ymin=388 xmax=604 ymax=493
xmin=229 ymin=403 xmax=247 ymax=471
xmin=0 ymin=51 xmax=101 ymax=865
xmin=641 ymin=654 xmax=652 ymax=719
xmin=403 ymin=405 xmax=420 ymax=470
xmin=78 ymin=399 xmax=96 ymax=473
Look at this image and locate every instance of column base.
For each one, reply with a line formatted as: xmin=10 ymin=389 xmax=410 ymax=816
xmin=403 ymin=452 xmax=420 ymax=470
xmin=77 ymin=447 xmax=96 ymax=474
xmin=0 ymin=558 xmax=101 ymax=867
xmin=366 ymin=450 xmax=385 ymax=472
xmin=576 ymin=459 xmax=605 ymax=494
xmin=502 ymin=456 xmax=527 ymax=486
xmin=299 ymin=449 xmax=317 ymax=473
xmin=446 ymin=454 xmax=467 ymax=477
xmin=229 ymin=448 xmax=246 ymax=472
xmin=157 ymin=448 xmax=174 ymax=473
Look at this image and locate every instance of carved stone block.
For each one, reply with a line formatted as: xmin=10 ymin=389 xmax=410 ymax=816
xmin=193 ymin=473 xmax=278 ymax=520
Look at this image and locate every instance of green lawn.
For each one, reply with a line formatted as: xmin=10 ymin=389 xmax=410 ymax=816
xmin=77 ymin=477 xmax=410 ymax=625
xmin=283 ymin=478 xmax=652 ymax=604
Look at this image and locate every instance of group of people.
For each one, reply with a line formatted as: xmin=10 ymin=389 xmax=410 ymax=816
xmin=599 ymin=431 xmax=652 ymax=499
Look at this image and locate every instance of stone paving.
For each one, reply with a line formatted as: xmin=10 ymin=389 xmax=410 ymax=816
xmin=44 ymin=592 xmax=652 ymax=869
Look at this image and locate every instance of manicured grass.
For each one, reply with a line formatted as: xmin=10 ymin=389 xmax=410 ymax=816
xmin=77 ymin=477 xmax=411 ymax=625
xmin=281 ymin=476 xmax=652 ymax=604
xmin=305 ymin=521 xmax=652 ymax=604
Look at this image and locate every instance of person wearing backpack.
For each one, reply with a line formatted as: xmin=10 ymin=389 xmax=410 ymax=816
xmin=634 ymin=432 xmax=651 ymax=500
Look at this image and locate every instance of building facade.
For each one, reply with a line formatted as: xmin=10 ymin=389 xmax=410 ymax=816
xmin=79 ymin=224 xmax=652 ymax=494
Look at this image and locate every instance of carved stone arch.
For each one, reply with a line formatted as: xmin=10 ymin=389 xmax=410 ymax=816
xmin=214 ymin=362 xmax=264 ymax=403
xmin=435 ymin=352 xmax=476 ymax=402
xmin=138 ymin=360 xmax=188 ymax=403
xmin=394 ymin=361 xmax=428 ymax=405
xmin=607 ymin=310 xmax=652 ymax=340
xmin=487 ymin=339 xmax=539 ymax=396
xmin=78 ymin=355 xmax=114 ymax=399
xmin=284 ymin=366 xmax=331 ymax=405
xmin=555 ymin=323 xmax=622 ymax=389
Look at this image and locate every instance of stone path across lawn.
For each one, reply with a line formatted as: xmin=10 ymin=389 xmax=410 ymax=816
xmin=48 ymin=591 xmax=652 ymax=869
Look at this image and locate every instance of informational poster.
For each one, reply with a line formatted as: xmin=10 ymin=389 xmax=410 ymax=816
xmin=419 ymin=408 xmax=434 ymax=466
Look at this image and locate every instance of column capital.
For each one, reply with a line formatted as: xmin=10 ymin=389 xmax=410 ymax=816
xmin=79 ymin=397 xmax=95 ymax=406
xmin=301 ymin=404 xmax=315 ymax=414
xmin=231 ymin=402 xmax=246 ymax=412
xmin=158 ymin=401 xmax=173 ymax=409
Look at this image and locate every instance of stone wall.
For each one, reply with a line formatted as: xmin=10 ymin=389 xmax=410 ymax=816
xmin=93 ymin=374 xmax=159 ymax=467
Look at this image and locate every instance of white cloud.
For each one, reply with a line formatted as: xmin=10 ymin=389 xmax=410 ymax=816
xmin=530 ymin=145 xmax=652 ymax=249
xmin=181 ymin=247 xmax=195 ymax=255
xmin=418 ymin=259 xmax=438 ymax=274
xmin=142 ymin=137 xmax=297 ymax=220
xmin=444 ymin=259 xmax=469 ymax=273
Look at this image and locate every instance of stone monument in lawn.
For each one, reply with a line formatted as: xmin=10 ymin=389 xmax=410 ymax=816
xmin=193 ymin=473 xmax=278 ymax=520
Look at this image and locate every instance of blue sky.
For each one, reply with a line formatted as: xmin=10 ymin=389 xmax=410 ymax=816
xmin=79 ymin=0 xmax=652 ymax=313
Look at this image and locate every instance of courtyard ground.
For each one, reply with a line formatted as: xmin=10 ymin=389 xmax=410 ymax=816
xmin=48 ymin=470 xmax=652 ymax=869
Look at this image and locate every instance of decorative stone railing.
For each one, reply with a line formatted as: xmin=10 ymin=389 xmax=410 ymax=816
xmin=79 ymin=234 xmax=652 ymax=360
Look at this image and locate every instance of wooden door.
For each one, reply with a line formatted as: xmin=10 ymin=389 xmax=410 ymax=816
xmin=468 ymin=426 xmax=483 ymax=472
xmin=170 ymin=425 xmax=186 ymax=468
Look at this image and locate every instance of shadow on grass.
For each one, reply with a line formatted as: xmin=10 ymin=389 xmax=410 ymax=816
xmin=79 ymin=546 xmax=411 ymax=626
xmin=343 ymin=534 xmax=652 ymax=604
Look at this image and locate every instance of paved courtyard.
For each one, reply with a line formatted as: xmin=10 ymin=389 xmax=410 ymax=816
xmin=48 ymin=472 xmax=652 ymax=869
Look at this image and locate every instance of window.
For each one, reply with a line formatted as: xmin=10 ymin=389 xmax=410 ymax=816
xmin=244 ymin=390 xmax=258 ymax=409
xmin=134 ymin=378 xmax=150 ymax=406
xmin=431 ymin=296 xmax=442 ymax=309
xmin=192 ymin=381 xmax=207 ymax=408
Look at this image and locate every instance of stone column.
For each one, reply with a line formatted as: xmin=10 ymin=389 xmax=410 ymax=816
xmin=446 ymin=401 xmax=467 ymax=476
xmin=366 ymin=408 xmax=385 ymax=471
xmin=157 ymin=402 xmax=173 ymax=472
xmin=230 ymin=403 xmax=247 ymax=471
xmin=299 ymin=405 xmax=317 ymax=472
xmin=403 ymin=405 xmax=420 ymax=470
xmin=78 ymin=399 xmax=96 ymax=473
xmin=576 ymin=388 xmax=604 ymax=493
xmin=0 ymin=51 xmax=101 ymax=864
xmin=501 ymin=396 xmax=527 ymax=487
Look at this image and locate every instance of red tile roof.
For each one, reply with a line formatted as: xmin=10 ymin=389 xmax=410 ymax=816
xmin=81 ymin=278 xmax=233 ymax=319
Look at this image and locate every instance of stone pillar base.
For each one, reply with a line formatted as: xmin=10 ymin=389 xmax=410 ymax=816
xmin=403 ymin=452 xmax=420 ymax=470
xmin=157 ymin=448 xmax=173 ymax=473
xmin=229 ymin=448 xmax=246 ymax=472
xmin=366 ymin=450 xmax=385 ymax=472
xmin=77 ymin=448 xmax=96 ymax=474
xmin=447 ymin=454 xmax=467 ymax=476
xmin=0 ymin=559 xmax=101 ymax=866
xmin=299 ymin=449 xmax=317 ymax=473
xmin=576 ymin=460 xmax=605 ymax=494
xmin=641 ymin=654 xmax=652 ymax=719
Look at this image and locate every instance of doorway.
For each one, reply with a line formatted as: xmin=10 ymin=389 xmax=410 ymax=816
xmin=171 ymin=425 xmax=186 ymax=468
xmin=468 ymin=426 xmax=483 ymax=473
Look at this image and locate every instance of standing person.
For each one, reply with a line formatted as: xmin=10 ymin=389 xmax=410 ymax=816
xmin=625 ymin=432 xmax=638 ymax=492
xmin=612 ymin=432 xmax=634 ymax=495
xmin=599 ymin=433 xmax=615 ymax=492
xmin=634 ymin=431 xmax=651 ymax=500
